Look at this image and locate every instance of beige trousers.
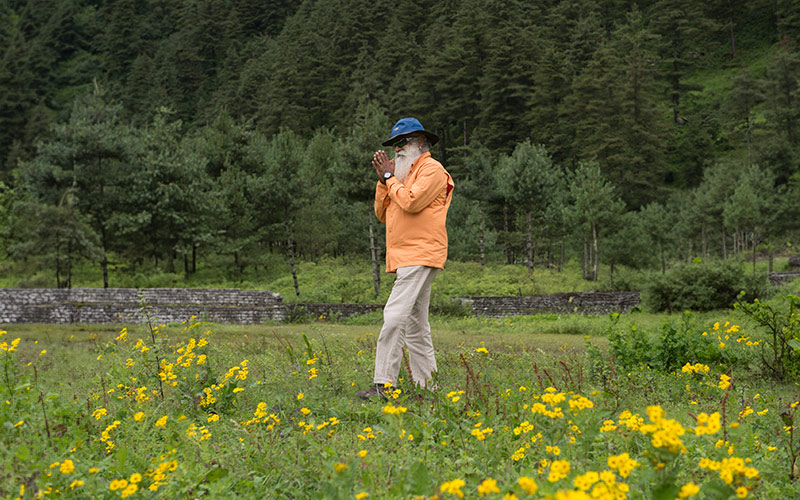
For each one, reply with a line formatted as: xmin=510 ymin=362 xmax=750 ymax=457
xmin=373 ymin=265 xmax=440 ymax=388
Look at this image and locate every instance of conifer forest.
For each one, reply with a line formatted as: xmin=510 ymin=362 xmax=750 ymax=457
xmin=1 ymin=0 xmax=799 ymax=288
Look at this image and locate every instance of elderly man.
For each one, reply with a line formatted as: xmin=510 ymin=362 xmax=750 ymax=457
xmin=357 ymin=117 xmax=454 ymax=400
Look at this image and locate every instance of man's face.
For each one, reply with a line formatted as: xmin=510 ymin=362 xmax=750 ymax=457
xmin=393 ymin=136 xmax=423 ymax=183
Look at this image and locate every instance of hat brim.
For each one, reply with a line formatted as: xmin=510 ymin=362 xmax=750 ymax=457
xmin=382 ymin=130 xmax=439 ymax=147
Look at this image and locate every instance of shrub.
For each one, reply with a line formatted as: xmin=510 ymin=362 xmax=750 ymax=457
xmin=642 ymin=260 xmax=771 ymax=312
xmin=429 ymin=295 xmax=474 ymax=318
xmin=735 ymin=293 xmax=800 ymax=381
xmin=602 ymin=312 xmax=753 ymax=373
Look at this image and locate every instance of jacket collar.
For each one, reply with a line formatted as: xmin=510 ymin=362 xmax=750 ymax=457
xmin=409 ymin=152 xmax=431 ymax=177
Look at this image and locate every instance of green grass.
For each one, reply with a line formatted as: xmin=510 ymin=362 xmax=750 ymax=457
xmin=1 ymin=254 xmax=793 ymax=306
xmin=2 ymin=313 xmax=800 ymax=499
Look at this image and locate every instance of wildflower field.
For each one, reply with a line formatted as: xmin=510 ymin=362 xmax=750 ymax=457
xmin=2 ymin=308 xmax=800 ymax=499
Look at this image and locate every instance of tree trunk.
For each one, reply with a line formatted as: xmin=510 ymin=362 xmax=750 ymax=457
xmin=478 ymin=206 xmax=486 ymax=267
xmin=526 ymin=211 xmax=533 ymax=274
xmin=66 ymin=240 xmax=73 ymax=289
xmin=234 ymin=251 xmax=240 ymax=281
xmin=503 ymin=203 xmax=512 ymax=264
xmin=101 ymin=227 xmax=109 ymax=288
xmin=722 ymin=226 xmax=727 ymax=260
xmin=369 ymin=209 xmax=381 ymax=297
xmin=592 ymin=222 xmax=599 ymax=282
xmin=55 ymin=237 xmax=62 ymax=288
xmin=192 ymin=244 xmax=197 ymax=273
xmin=582 ymin=238 xmax=589 ymax=280
xmin=769 ymin=247 xmax=774 ymax=272
xmin=752 ymin=234 xmax=757 ymax=273
xmin=167 ymin=251 xmax=175 ymax=273
xmin=184 ymin=253 xmax=190 ymax=279
xmin=286 ymin=220 xmax=300 ymax=297
xmin=558 ymin=241 xmax=564 ymax=273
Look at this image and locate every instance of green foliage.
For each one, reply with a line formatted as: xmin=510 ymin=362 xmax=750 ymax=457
xmin=603 ymin=310 xmax=757 ymax=375
xmin=735 ymin=294 xmax=800 ymax=381
xmin=643 ymin=260 xmax=772 ymax=312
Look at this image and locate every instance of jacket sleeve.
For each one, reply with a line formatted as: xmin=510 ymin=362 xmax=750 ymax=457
xmin=374 ymin=181 xmax=390 ymax=223
xmin=385 ymin=165 xmax=447 ymax=214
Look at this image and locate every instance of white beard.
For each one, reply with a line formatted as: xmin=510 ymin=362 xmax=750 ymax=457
xmin=393 ymin=143 xmax=423 ymax=184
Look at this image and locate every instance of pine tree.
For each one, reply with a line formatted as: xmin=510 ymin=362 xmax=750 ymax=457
xmin=761 ymin=38 xmax=800 ymax=182
xmin=0 ymin=30 xmax=36 ymax=179
xmin=565 ymin=159 xmax=625 ymax=281
xmin=648 ymin=0 xmax=709 ymax=124
xmin=496 ymin=141 xmax=565 ymax=273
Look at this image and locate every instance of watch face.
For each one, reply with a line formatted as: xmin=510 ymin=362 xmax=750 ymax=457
xmin=384 ymin=172 xmax=392 ymax=178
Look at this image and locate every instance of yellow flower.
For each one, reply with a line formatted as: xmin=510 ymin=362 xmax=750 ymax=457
xmin=40 ymin=349 xmax=47 ymax=355
xmin=13 ymin=420 xmax=23 ymax=428
xmin=382 ymin=403 xmax=408 ymax=415
xmin=475 ymin=347 xmax=489 ymax=354
xmin=109 ymin=479 xmax=128 ymax=491
xmin=357 ymin=450 xmax=368 ymax=458
xmin=718 ymin=374 xmax=731 ymax=390
xmin=133 ymin=412 xmax=145 ymax=422
xmin=121 ymin=483 xmax=138 ymax=498
xmin=440 ymin=479 xmax=466 ymax=498
xmin=736 ymin=486 xmax=748 ymax=498
xmin=129 ymin=473 xmax=142 ymax=483
xmin=297 ymin=393 xmax=304 ymax=400
xmin=89 ymin=468 xmax=100 ymax=474
xmin=334 ymin=463 xmax=349 ymax=473
xmin=356 ymin=494 xmax=369 ymax=500
xmin=155 ymin=416 xmax=168 ymax=428
xmin=547 ymin=460 xmax=571 ymax=482
xmin=477 ymin=478 xmax=500 ymax=496
xmin=518 ymin=476 xmax=538 ymax=495
xmin=70 ymin=480 xmax=84 ymax=489
xmin=59 ymin=459 xmax=75 ymax=474
xmin=92 ymin=408 xmax=108 ymax=420
xmin=678 ymin=482 xmax=700 ymax=498
xmin=208 ymin=414 xmax=220 ymax=422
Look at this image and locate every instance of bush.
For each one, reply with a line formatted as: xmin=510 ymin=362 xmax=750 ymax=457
xmin=601 ymin=311 xmax=754 ymax=373
xmin=429 ymin=295 xmax=474 ymax=318
xmin=735 ymin=293 xmax=800 ymax=381
xmin=642 ymin=260 xmax=772 ymax=312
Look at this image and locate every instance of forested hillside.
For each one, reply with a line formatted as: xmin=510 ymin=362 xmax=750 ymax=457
xmin=1 ymin=0 xmax=799 ymax=290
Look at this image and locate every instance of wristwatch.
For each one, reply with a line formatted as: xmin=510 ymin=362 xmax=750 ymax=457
xmin=383 ymin=171 xmax=394 ymax=183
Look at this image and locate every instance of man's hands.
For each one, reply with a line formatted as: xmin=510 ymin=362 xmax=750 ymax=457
xmin=372 ymin=150 xmax=394 ymax=182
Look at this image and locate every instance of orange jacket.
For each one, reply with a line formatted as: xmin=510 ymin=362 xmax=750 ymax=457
xmin=374 ymin=152 xmax=454 ymax=273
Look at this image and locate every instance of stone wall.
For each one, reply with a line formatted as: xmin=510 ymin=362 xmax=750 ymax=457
xmin=0 ymin=288 xmax=642 ymax=325
xmin=769 ymin=272 xmax=800 ymax=287
xmin=460 ymin=291 xmax=641 ymax=317
xmin=0 ymin=288 xmax=287 ymax=324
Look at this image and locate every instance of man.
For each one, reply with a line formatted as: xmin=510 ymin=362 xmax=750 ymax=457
xmin=357 ymin=117 xmax=454 ymax=400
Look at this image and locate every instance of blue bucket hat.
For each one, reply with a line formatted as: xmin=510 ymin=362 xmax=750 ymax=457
xmin=382 ymin=117 xmax=439 ymax=147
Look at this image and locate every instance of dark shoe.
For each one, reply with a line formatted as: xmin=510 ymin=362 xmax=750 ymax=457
xmin=356 ymin=384 xmax=388 ymax=401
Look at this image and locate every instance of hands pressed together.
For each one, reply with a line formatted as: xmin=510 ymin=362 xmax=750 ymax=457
xmin=372 ymin=150 xmax=394 ymax=181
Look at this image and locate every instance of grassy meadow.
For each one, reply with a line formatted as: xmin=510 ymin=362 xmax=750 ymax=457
xmin=2 ymin=306 xmax=800 ymax=499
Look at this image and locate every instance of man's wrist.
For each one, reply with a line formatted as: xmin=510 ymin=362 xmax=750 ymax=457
xmin=382 ymin=171 xmax=394 ymax=184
